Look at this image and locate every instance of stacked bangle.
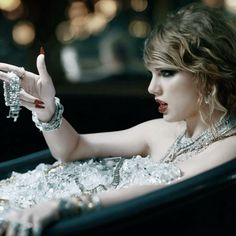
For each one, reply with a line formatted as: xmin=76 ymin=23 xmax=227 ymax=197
xmin=32 ymin=97 xmax=64 ymax=132
xmin=71 ymin=192 xmax=102 ymax=212
xmin=58 ymin=192 xmax=102 ymax=218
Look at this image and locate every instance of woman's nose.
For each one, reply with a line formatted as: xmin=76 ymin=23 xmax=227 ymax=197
xmin=148 ymin=76 xmax=162 ymax=95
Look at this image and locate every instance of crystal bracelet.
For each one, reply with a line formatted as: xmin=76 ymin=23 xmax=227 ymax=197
xmin=3 ymin=72 xmax=21 ymax=122
xmin=74 ymin=192 xmax=102 ymax=212
xmin=58 ymin=193 xmax=102 ymax=218
xmin=58 ymin=198 xmax=80 ymax=218
xmin=32 ymin=97 xmax=64 ymax=132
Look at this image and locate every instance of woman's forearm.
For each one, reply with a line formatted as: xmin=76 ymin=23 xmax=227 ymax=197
xmin=98 ymin=184 xmax=165 ymax=208
xmin=42 ymin=117 xmax=80 ymax=161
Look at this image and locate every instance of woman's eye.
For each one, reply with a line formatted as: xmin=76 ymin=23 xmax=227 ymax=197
xmin=159 ymin=69 xmax=177 ymax=77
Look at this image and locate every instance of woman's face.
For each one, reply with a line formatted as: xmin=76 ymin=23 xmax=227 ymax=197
xmin=148 ymin=65 xmax=200 ymax=122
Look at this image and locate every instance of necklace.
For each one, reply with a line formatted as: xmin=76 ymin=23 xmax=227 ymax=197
xmin=161 ymin=115 xmax=236 ymax=163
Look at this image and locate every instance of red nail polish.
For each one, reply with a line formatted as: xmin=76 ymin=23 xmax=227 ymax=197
xmin=34 ymin=99 xmax=44 ymax=105
xmin=39 ymin=46 xmax=45 ymax=55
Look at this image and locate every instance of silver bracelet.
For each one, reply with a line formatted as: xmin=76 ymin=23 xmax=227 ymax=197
xmin=32 ymin=97 xmax=64 ymax=132
xmin=58 ymin=193 xmax=101 ymax=218
xmin=70 ymin=192 xmax=102 ymax=214
xmin=58 ymin=198 xmax=80 ymax=218
xmin=3 ymin=72 xmax=21 ymax=122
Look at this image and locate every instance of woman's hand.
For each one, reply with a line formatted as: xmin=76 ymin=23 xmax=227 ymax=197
xmin=0 ymin=199 xmax=61 ymax=236
xmin=0 ymin=54 xmax=56 ymax=121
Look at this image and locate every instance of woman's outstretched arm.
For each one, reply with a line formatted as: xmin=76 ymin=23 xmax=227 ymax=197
xmin=0 ymin=54 xmax=152 ymax=162
xmin=0 ymin=183 xmax=170 ymax=236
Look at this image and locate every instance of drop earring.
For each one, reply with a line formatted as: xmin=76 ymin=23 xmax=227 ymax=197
xmin=204 ymin=95 xmax=210 ymax=104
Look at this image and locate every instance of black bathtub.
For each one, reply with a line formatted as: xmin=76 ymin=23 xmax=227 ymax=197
xmin=0 ymin=150 xmax=235 ymax=235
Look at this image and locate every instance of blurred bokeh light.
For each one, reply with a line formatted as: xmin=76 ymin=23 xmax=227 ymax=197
xmin=129 ymin=19 xmax=151 ymax=38
xmin=225 ymin=0 xmax=236 ymax=14
xmin=130 ymin=0 xmax=148 ymax=12
xmin=12 ymin=21 xmax=35 ymax=46
xmin=0 ymin=0 xmax=21 ymax=11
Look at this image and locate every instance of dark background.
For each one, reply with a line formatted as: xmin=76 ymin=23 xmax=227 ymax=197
xmin=0 ymin=0 xmax=230 ymax=161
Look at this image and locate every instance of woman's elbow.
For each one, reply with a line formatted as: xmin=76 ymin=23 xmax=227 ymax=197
xmin=50 ymin=145 xmax=77 ymax=162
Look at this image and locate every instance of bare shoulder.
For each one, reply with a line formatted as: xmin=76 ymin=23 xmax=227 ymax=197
xmin=134 ymin=118 xmax=185 ymax=160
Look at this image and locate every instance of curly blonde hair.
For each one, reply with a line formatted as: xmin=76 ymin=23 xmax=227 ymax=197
xmin=144 ymin=3 xmax=236 ymax=120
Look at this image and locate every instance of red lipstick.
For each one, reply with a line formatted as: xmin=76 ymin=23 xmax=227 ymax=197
xmin=155 ymin=99 xmax=168 ymax=113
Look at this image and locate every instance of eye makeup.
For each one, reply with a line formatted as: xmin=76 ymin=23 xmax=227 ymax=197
xmin=159 ymin=69 xmax=178 ymax=78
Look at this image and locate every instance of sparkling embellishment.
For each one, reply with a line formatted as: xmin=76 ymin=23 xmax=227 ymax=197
xmin=0 ymin=156 xmax=182 ymax=215
xmin=32 ymin=97 xmax=64 ymax=132
xmin=2 ymin=116 xmax=235 ymax=216
xmin=3 ymin=72 xmax=21 ymax=122
xmin=161 ymin=115 xmax=236 ymax=163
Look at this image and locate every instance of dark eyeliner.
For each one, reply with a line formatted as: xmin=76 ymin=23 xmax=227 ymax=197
xmin=160 ymin=69 xmax=178 ymax=77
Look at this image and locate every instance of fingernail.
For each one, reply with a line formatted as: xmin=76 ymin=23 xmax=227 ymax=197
xmin=39 ymin=46 xmax=45 ymax=55
xmin=35 ymin=104 xmax=45 ymax=109
xmin=34 ymin=99 xmax=44 ymax=105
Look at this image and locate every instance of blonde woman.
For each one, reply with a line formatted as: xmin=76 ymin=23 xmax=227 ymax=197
xmin=0 ymin=3 xmax=236 ymax=235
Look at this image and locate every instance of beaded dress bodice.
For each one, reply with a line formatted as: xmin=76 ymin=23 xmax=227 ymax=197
xmin=0 ymin=156 xmax=181 ymax=215
xmin=0 ymin=115 xmax=236 ymax=215
xmin=161 ymin=115 xmax=236 ymax=163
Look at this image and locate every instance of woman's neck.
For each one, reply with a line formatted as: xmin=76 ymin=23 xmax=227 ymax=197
xmin=185 ymin=111 xmax=224 ymax=138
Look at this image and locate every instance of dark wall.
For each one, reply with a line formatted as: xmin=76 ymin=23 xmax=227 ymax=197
xmin=0 ymin=79 xmax=161 ymax=162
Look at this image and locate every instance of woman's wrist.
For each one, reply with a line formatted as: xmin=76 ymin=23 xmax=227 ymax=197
xmin=35 ymin=104 xmax=56 ymax=122
xmin=70 ymin=193 xmax=102 ymax=212
xmin=32 ymin=97 xmax=64 ymax=132
xmin=57 ymin=192 xmax=102 ymax=219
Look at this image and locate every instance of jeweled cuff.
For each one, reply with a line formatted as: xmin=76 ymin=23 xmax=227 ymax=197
xmin=58 ymin=192 xmax=102 ymax=219
xmin=32 ymin=97 xmax=64 ymax=132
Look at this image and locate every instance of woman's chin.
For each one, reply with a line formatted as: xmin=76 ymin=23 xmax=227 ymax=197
xmin=163 ymin=114 xmax=181 ymax=123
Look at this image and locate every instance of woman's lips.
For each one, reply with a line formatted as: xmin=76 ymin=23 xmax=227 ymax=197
xmin=155 ymin=99 xmax=168 ymax=113
xmin=158 ymin=104 xmax=168 ymax=113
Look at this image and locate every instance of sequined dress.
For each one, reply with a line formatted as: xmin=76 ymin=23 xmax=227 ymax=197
xmin=0 ymin=156 xmax=182 ymax=215
xmin=1 ymin=115 xmax=236 ymax=215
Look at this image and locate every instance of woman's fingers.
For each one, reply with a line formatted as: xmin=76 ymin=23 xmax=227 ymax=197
xmin=0 ymin=57 xmax=56 ymax=112
xmin=36 ymin=55 xmax=51 ymax=83
xmin=0 ymin=219 xmax=8 ymax=235
xmin=19 ymin=89 xmax=43 ymax=104
xmin=19 ymin=90 xmax=45 ymax=111
xmin=2 ymin=200 xmax=60 ymax=236
xmin=20 ymin=100 xmax=45 ymax=111
xmin=4 ymin=210 xmax=21 ymax=236
xmin=36 ymin=54 xmax=56 ymax=100
xmin=4 ymin=220 xmax=32 ymax=236
xmin=17 ymin=213 xmax=33 ymax=236
xmin=0 ymin=63 xmax=39 ymax=82
xmin=0 ymin=63 xmax=24 ymax=77
xmin=32 ymin=224 xmax=43 ymax=236
xmin=5 ymin=222 xmax=21 ymax=236
xmin=0 ymin=70 xmax=18 ymax=82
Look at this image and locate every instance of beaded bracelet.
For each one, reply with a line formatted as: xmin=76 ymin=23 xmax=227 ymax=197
xmin=58 ymin=198 xmax=80 ymax=218
xmin=72 ymin=192 xmax=102 ymax=212
xmin=32 ymin=97 xmax=64 ymax=132
xmin=58 ymin=192 xmax=102 ymax=218
xmin=3 ymin=72 xmax=21 ymax=122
